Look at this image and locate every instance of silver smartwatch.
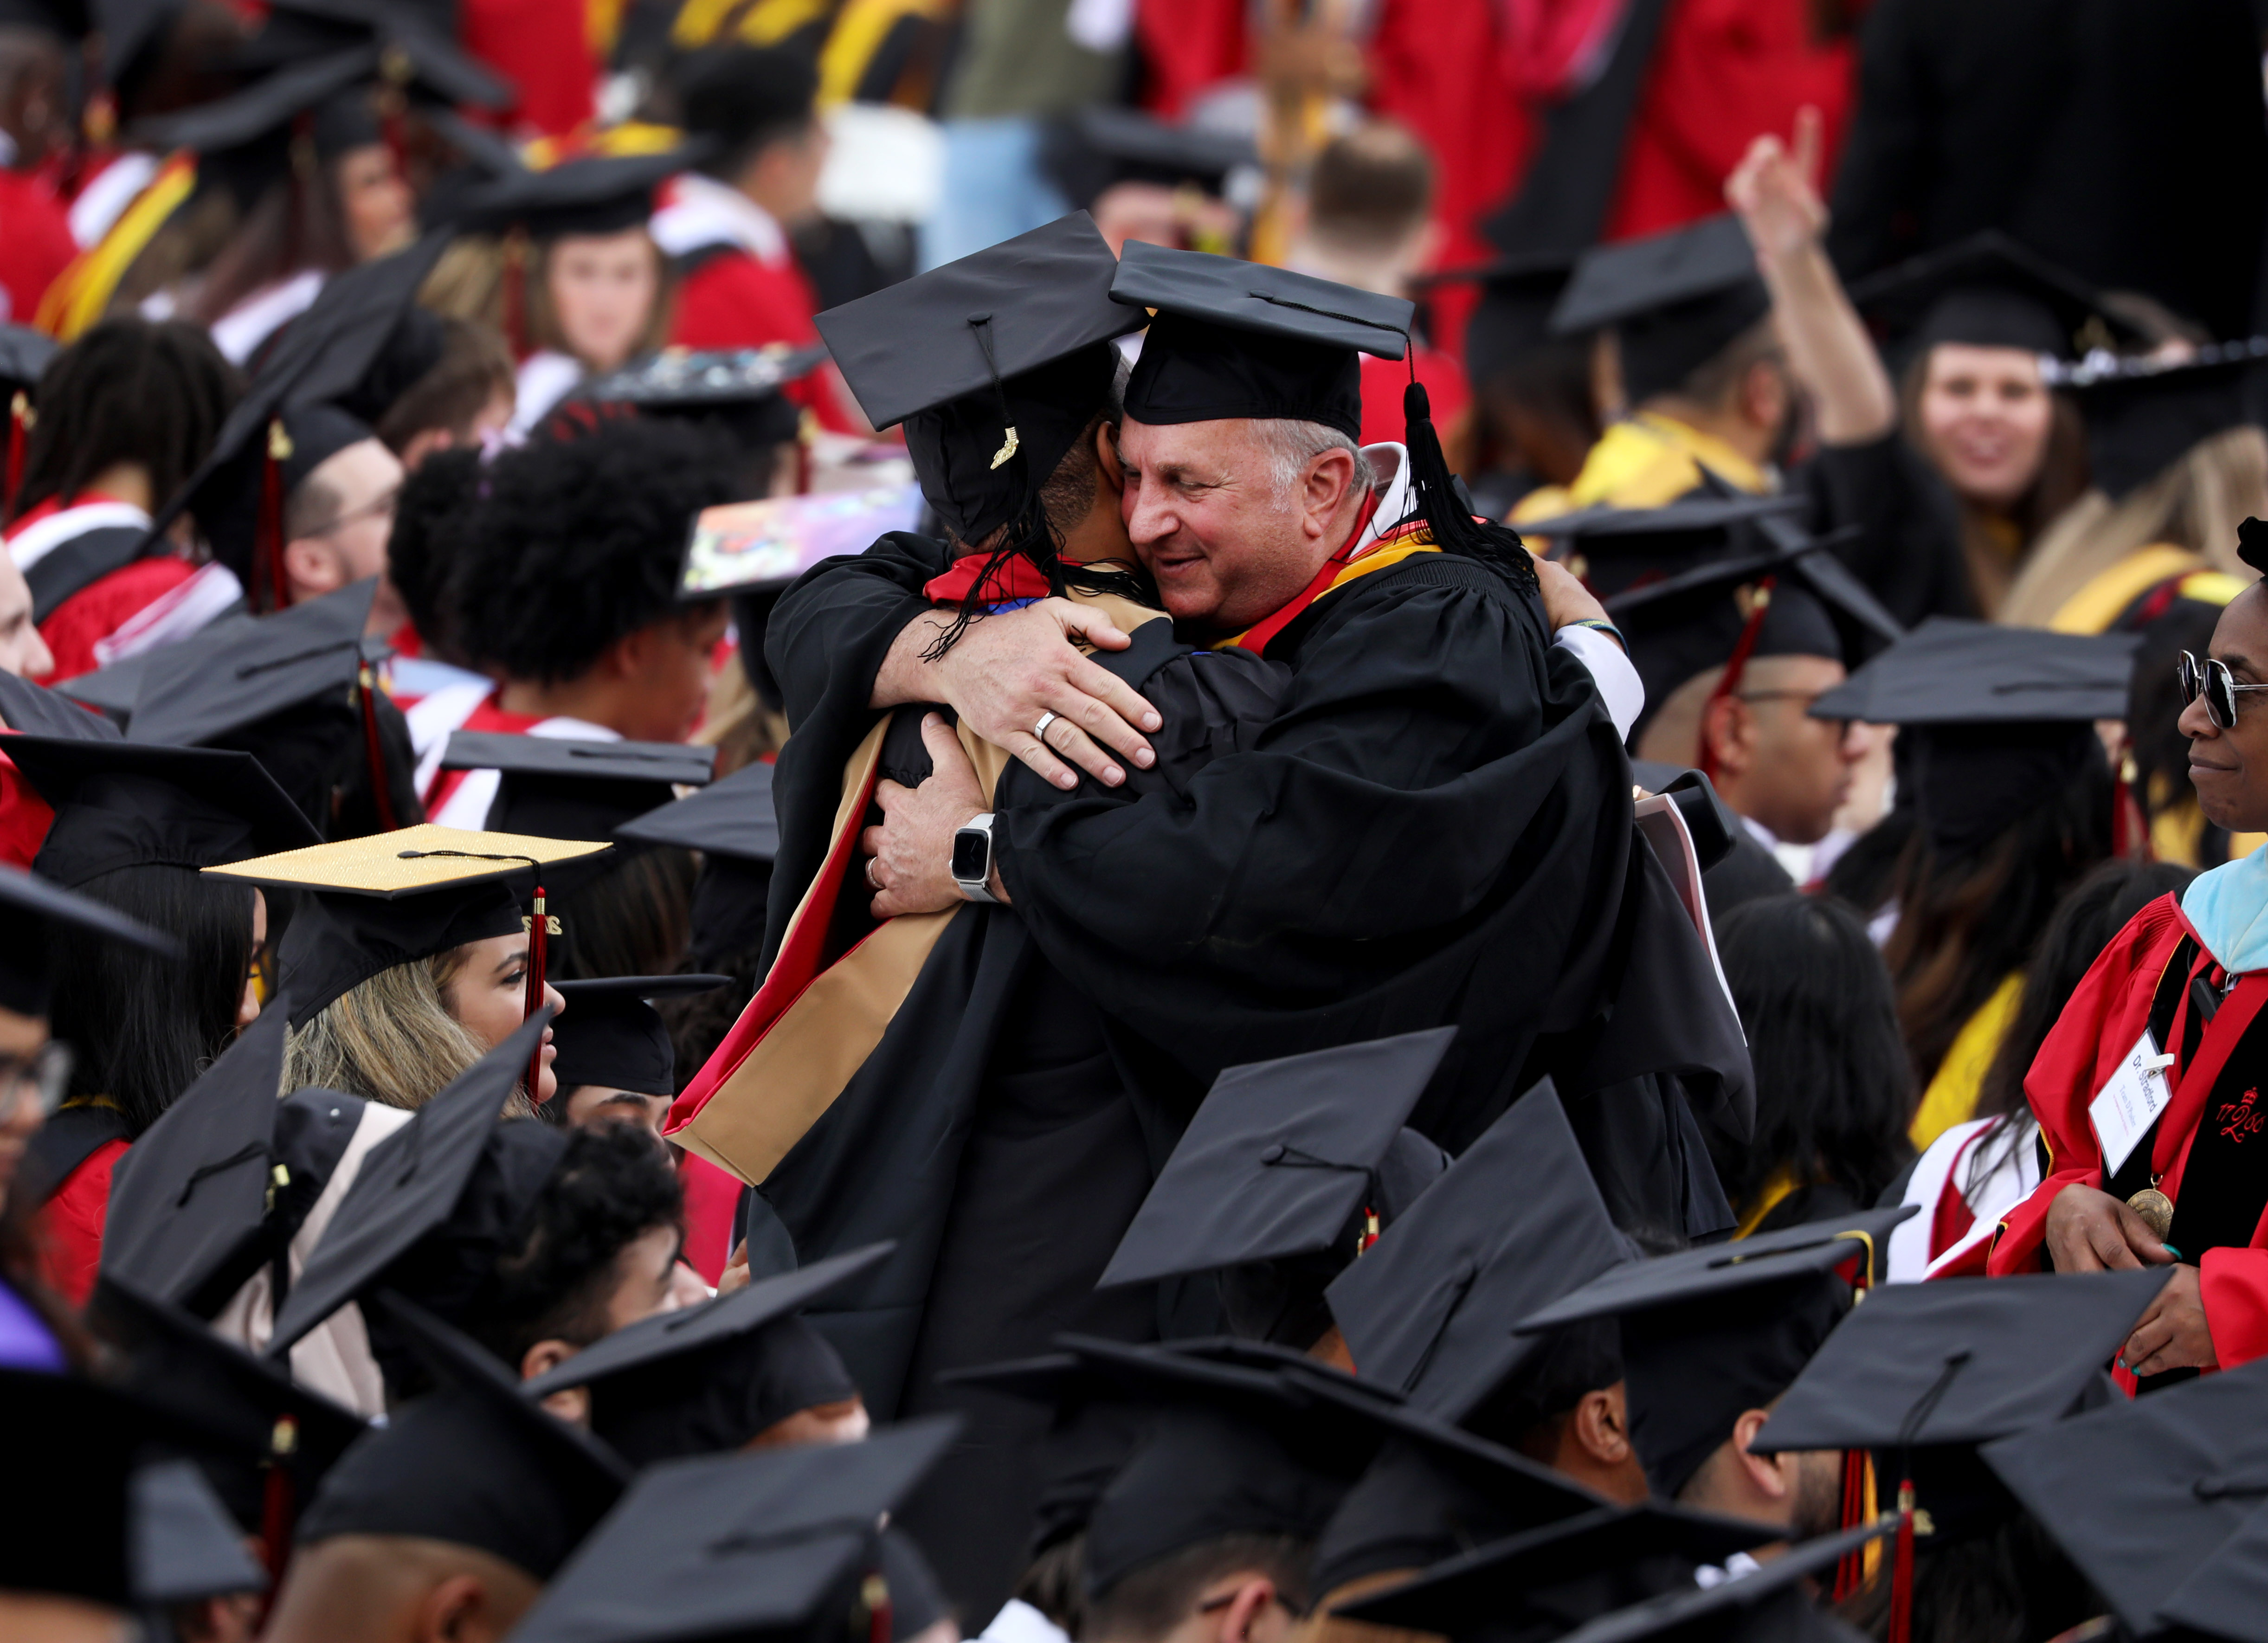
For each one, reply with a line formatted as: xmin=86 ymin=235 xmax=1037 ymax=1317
xmin=950 ymin=812 xmax=1003 ymax=904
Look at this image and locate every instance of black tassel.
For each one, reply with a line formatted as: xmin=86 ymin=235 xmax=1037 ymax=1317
xmin=1400 ymin=379 xmax=1537 ymax=594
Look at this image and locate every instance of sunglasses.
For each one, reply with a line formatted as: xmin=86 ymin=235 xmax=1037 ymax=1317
xmin=2179 ymin=650 xmax=2268 ymax=729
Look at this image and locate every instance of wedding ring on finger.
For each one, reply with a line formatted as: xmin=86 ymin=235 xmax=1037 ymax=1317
xmin=1032 ymin=710 xmax=1060 ymax=747
xmin=866 ymin=857 xmax=883 ymax=890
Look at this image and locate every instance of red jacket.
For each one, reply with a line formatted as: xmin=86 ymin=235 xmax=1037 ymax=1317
xmin=0 ymin=169 xmax=76 ymax=325
xmin=1989 ymin=893 xmax=2268 ymax=1371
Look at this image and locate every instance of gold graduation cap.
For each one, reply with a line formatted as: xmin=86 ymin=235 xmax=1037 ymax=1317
xmin=203 ymin=823 xmax=611 ymax=897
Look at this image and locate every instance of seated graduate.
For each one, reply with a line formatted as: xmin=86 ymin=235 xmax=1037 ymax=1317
xmin=1989 ymin=531 xmax=2268 ymax=1382
xmin=2 ymin=317 xmax=239 ymax=683
xmin=1714 ymin=894 xmax=1914 ymax=1237
xmin=1514 ymin=1210 xmax=1910 ymax=1545
xmin=404 ymin=415 xmax=739 ymax=820
xmin=252 ymin=1015 xmax=687 ymax=1397
xmin=0 ymin=860 xmax=175 ymax=1368
xmin=261 ymin=1293 xmax=631 ymax=1643
xmin=8 ymin=737 xmax=318 ymax=1305
xmin=540 ymin=975 xmax=729 ymax=1137
xmin=1807 ymin=621 xmax=2127 ymax=1153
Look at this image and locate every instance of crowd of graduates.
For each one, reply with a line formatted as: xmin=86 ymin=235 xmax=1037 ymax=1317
xmin=5 ymin=2 xmax=2268 ymax=1643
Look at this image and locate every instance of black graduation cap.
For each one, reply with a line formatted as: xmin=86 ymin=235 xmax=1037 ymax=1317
xmin=1544 ymin=1519 xmax=1890 ymax=1643
xmin=1552 ymin=215 xmax=1771 ymax=406
xmin=1332 ymin=1503 xmax=1786 ymax=1639
xmin=550 ymin=973 xmax=731 ymax=1099
xmin=1071 ymin=105 xmax=1258 ymax=193
xmin=8 ymin=735 xmax=320 ymax=889
xmin=615 ymin=757 xmax=778 ymax=862
xmin=453 ymin=148 xmax=699 ymax=240
xmin=98 ymin=1002 xmax=296 ymax=1316
xmin=575 ymin=343 xmax=826 ymax=416
xmin=249 ymin=0 xmax=510 ymax=110
xmin=0 ymin=666 xmax=124 ymax=741
xmin=129 ymin=42 xmax=378 ymax=153
xmin=89 ymin=1276 xmax=369 ymax=1539
xmin=124 ymin=573 xmax=374 ymax=739
xmin=529 ymin=1244 xmax=878 ymax=1465
xmin=207 ymin=824 xmax=607 ymax=1026
xmin=1751 ymin=1270 xmax=2169 ymax=1545
xmin=1113 ymin=238 xmax=1412 ymax=442
xmin=2157 ymin=1505 xmax=2268 ymax=1643
xmin=506 ymin=1416 xmax=962 ymax=1643
xmin=1516 ymin=1208 xmax=1914 ymax=1501
xmin=295 ymin=1288 xmax=630 ymax=1580
xmin=1978 ymin=1350 xmax=2268 ymax=1637
xmin=439 ymin=731 xmax=717 ymax=840
xmin=97 ymin=0 xmax=182 ymax=90
xmin=2050 ymin=338 xmax=2268 ymax=502
xmin=1809 ymin=617 xmax=2134 ymax=855
xmin=262 ymin=1011 xmax=564 ymax=1354
xmin=1427 ymin=253 xmax=1583 ymax=389
xmin=0 ymin=858 xmax=178 ymax=1015
xmin=1524 ymin=491 xmax=1809 ymax=594
xmin=1325 ymin=1084 xmax=1628 ymax=1422
xmin=129 ymin=1459 xmax=269 ymax=1606
xmin=818 ymin=212 xmax=1143 ymax=542
xmin=0 ymin=1364 xmax=181 ymax=1606
xmin=1097 ymin=1026 xmax=1457 ymax=1290
xmin=1847 ymin=230 xmax=2143 ymax=361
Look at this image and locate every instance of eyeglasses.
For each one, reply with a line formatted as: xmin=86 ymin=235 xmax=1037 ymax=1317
xmin=2178 ymin=650 xmax=2268 ymax=729
xmin=0 ymin=1042 xmax=74 ymax=1122
xmin=301 ymin=489 xmax=399 ymax=538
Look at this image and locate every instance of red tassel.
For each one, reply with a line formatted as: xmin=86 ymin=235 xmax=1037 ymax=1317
xmin=259 ymin=418 xmax=293 ymax=612
xmin=358 ymin=664 xmax=398 ymax=831
xmin=1832 ymin=1450 xmax=1869 ymax=1600
xmin=1699 ymin=576 xmax=1776 ymax=783
xmin=524 ymin=883 xmax=549 ymax=1100
xmin=502 ymin=232 xmax=528 ymax=358
xmin=2114 ymin=754 xmax=2152 ymax=861
xmin=863 ymin=1572 xmax=892 ymax=1643
xmin=258 ymin=1415 xmax=298 ymax=1605
xmin=5 ymin=392 xmax=28 ymax=516
xmin=377 ymin=46 xmax=411 ymax=172
xmin=1887 ymin=1478 xmax=1917 ymax=1643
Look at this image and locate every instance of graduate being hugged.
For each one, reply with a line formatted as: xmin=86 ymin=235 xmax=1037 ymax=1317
xmin=1991 ymin=518 xmax=2268 ymax=1384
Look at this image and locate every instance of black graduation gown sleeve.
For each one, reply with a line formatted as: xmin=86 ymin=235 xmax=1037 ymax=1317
xmin=991 ymin=554 xmax=1747 ymax=1154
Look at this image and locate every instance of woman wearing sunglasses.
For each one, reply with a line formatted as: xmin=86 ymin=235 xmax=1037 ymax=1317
xmin=1986 ymin=520 xmax=2268 ymax=1388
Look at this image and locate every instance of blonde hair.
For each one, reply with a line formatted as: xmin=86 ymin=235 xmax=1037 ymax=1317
xmin=420 ymin=232 xmax=676 ymax=370
xmin=283 ymin=947 xmax=514 ymax=1112
xmin=2000 ymin=424 xmax=2268 ymax=626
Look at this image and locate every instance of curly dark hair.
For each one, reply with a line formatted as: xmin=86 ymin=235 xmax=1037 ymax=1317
xmin=439 ymin=416 xmax=737 ymax=684
xmin=386 ymin=444 xmax=482 ymax=665
xmin=11 ymin=317 xmax=239 ymax=523
xmin=474 ymin=1123 xmax=684 ymax=1369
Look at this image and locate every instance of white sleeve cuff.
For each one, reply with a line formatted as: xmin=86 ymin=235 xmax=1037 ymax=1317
xmin=1554 ymin=623 xmax=1643 ymax=740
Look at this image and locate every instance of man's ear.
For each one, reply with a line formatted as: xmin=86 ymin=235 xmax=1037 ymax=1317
xmin=1700 ymin=692 xmax=1753 ymax=779
xmin=1211 ymin=1576 xmax=1279 ymax=1643
xmin=417 ymin=1573 xmax=493 ymax=1643
xmin=1572 ymin=1385 xmax=1632 ymax=1464
xmin=1302 ymin=447 xmax=1360 ymax=539
xmin=281 ymin=537 xmax=342 ymax=601
xmin=597 ymin=625 xmax=648 ymax=682
xmin=1730 ymin=1408 xmax=1789 ymax=1501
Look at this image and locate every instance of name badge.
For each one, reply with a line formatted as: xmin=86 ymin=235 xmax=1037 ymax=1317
xmin=2090 ymin=1028 xmax=2178 ymax=1176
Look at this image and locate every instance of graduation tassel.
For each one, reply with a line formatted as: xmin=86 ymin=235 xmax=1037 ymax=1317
xmin=376 ymin=46 xmax=412 ymax=172
xmin=1398 ymin=376 xmax=1538 ymax=594
xmin=4 ymin=392 xmax=28 ymax=515
xmin=258 ymin=418 xmax=293 ymax=613
xmin=523 ymin=881 xmax=550 ymax=1100
xmin=357 ymin=664 xmax=399 ymax=831
xmin=2114 ymin=752 xmax=2153 ymax=861
xmin=258 ymin=1415 xmax=298 ymax=1599
xmin=1832 ymin=1450 xmax=1873 ymax=1600
xmin=862 ymin=1571 xmax=892 ymax=1643
xmin=1699 ymin=579 xmax=1775 ymax=784
xmin=1887 ymin=1477 xmax=1917 ymax=1643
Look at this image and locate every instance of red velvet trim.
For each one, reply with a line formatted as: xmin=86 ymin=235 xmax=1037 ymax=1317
xmin=921 ymin=553 xmax=1058 ymax=607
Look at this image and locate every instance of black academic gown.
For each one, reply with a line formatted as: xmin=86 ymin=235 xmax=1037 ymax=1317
xmin=758 ymin=535 xmax=1289 ymax=1622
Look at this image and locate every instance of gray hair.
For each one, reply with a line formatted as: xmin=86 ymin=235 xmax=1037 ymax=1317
xmin=1253 ymin=419 xmax=1372 ymax=503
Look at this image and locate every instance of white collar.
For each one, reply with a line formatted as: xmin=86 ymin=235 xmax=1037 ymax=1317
xmin=7 ymin=499 xmax=153 ymax=571
xmin=1740 ymin=812 xmax=1781 ymax=851
xmin=1350 ymin=442 xmax=1412 ymax=557
xmin=650 ymin=173 xmax=788 ymax=265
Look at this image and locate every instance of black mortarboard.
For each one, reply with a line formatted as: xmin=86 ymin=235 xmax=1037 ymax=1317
xmin=1325 ymin=1085 xmax=1627 ymax=1422
xmin=576 ymin=342 xmax=824 ymax=457
xmin=1848 ymin=231 xmax=2142 ymax=361
xmin=0 ymin=322 xmax=58 ymax=392
xmin=209 ymin=824 xmax=606 ymax=1025
xmin=97 ymin=0 xmax=183 ymax=90
xmin=818 ymin=212 xmax=1143 ymax=541
xmin=1517 ymin=1209 xmax=1913 ymax=1500
xmin=9 ymin=735 xmax=320 ymax=888
xmin=1525 ymin=492 xmax=1809 ymax=594
xmin=1552 ymin=216 xmax=1772 ymax=405
xmin=129 ymin=1459 xmax=269 ymax=1605
xmin=0 ymin=1365 xmax=178 ymax=1605
xmin=90 ymin=1276 xmax=368 ymax=1537
xmin=507 ymin=1416 xmax=962 ymax=1643
xmin=440 ymin=731 xmax=717 ymax=840
xmin=616 ymin=757 xmax=778 ymax=862
xmin=129 ymin=43 xmax=377 ymax=153
xmin=1437 ymin=253 xmax=1582 ymax=388
xmin=1753 ymin=1271 xmax=2168 ymax=1542
xmin=262 ymin=1012 xmax=564 ymax=1355
xmin=1979 ymin=1351 xmax=2268 ymax=1637
xmin=455 ymin=148 xmax=698 ymax=240
xmin=1072 ymin=104 xmax=1258 ymax=194
xmin=1545 ymin=1520 xmax=1890 ymax=1643
xmin=2052 ymin=339 xmax=2268 ymax=502
xmin=1333 ymin=1503 xmax=1785 ymax=1639
xmin=0 ymin=666 xmax=123 ymax=741
xmin=249 ymin=0 xmax=509 ymax=109
xmin=296 ymin=1289 xmax=629 ymax=1580
xmin=98 ymin=1002 xmax=297 ymax=1316
xmin=1115 ymin=238 xmax=1411 ymax=441
xmin=0 ymin=858 xmax=177 ymax=1015
xmin=525 ymin=1245 xmax=881 ymax=1465
xmin=551 ymin=973 xmax=731 ymax=1098
xmin=1809 ymin=618 xmax=2133 ymax=854
xmin=1097 ymin=1026 xmax=1456 ymax=1291
xmin=2158 ymin=1501 xmax=2268 ymax=1643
